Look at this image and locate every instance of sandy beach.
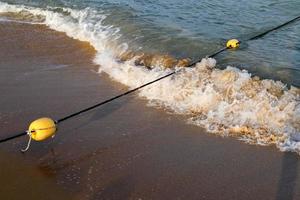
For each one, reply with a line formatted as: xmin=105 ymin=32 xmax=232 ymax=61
xmin=0 ymin=21 xmax=300 ymax=200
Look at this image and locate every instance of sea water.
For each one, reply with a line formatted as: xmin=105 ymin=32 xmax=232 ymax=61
xmin=0 ymin=0 xmax=299 ymax=153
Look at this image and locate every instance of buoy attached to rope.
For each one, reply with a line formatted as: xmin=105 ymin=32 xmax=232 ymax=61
xmin=29 ymin=117 xmax=56 ymax=141
xmin=21 ymin=117 xmax=57 ymax=152
xmin=226 ymin=39 xmax=240 ymax=49
xmin=1 ymin=15 xmax=300 ymax=153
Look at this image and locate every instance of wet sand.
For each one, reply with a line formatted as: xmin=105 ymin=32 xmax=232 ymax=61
xmin=0 ymin=21 xmax=300 ymax=200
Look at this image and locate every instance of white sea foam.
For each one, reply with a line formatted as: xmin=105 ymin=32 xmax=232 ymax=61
xmin=0 ymin=2 xmax=299 ymax=153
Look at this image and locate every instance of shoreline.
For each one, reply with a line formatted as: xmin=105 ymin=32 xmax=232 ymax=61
xmin=0 ymin=21 xmax=300 ymax=200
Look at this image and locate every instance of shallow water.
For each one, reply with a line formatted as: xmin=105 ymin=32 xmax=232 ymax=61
xmin=0 ymin=0 xmax=299 ymax=153
xmin=2 ymin=0 xmax=300 ymax=85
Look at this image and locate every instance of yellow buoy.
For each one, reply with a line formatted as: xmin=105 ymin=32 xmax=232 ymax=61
xmin=28 ymin=118 xmax=57 ymax=141
xmin=226 ymin=39 xmax=240 ymax=48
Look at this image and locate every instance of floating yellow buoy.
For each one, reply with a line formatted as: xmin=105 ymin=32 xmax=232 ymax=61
xmin=28 ymin=118 xmax=57 ymax=141
xmin=226 ymin=39 xmax=240 ymax=48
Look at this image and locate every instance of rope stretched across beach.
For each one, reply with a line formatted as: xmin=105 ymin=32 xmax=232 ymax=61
xmin=1 ymin=14 xmax=300 ymax=151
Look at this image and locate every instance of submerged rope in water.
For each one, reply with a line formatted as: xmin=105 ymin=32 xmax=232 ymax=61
xmin=0 ymin=14 xmax=300 ymax=144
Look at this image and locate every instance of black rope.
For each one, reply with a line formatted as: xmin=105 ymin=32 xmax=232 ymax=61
xmin=248 ymin=15 xmax=300 ymax=41
xmin=57 ymin=71 xmax=177 ymax=123
xmin=57 ymin=46 xmax=229 ymax=123
xmin=0 ymin=131 xmax=27 ymax=143
xmin=1 ymin=14 xmax=300 ymax=144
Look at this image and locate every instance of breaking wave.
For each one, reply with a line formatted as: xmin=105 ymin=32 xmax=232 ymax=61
xmin=0 ymin=2 xmax=299 ymax=153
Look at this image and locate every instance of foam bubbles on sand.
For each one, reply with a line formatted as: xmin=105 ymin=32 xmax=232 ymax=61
xmin=1 ymin=1 xmax=299 ymax=154
xmin=96 ymin=55 xmax=300 ymax=153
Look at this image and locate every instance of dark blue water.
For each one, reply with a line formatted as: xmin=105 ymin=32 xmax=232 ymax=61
xmin=2 ymin=0 xmax=300 ymax=85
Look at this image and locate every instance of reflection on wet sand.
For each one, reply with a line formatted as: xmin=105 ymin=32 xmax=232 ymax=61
xmin=276 ymin=134 xmax=299 ymax=198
